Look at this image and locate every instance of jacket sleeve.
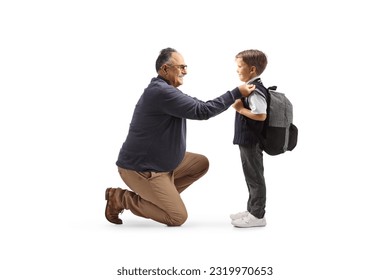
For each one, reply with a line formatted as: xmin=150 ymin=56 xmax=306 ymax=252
xmin=159 ymin=87 xmax=243 ymax=120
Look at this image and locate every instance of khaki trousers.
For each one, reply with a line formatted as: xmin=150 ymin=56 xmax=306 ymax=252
xmin=117 ymin=152 xmax=209 ymax=226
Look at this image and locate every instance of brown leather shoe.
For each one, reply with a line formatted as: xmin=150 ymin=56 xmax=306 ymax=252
xmin=105 ymin=188 xmax=124 ymax=224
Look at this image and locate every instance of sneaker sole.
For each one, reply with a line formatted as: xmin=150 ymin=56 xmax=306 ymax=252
xmin=232 ymin=223 xmax=266 ymax=228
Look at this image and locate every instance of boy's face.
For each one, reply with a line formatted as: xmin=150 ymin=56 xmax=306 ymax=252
xmin=235 ymin=57 xmax=256 ymax=83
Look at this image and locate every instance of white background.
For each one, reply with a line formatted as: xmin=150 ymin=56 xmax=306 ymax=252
xmin=1 ymin=0 xmax=389 ymax=279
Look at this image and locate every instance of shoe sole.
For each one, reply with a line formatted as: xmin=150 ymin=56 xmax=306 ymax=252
xmin=231 ymin=218 xmax=267 ymax=228
xmin=105 ymin=188 xmax=123 ymax=225
xmin=232 ymin=223 xmax=266 ymax=228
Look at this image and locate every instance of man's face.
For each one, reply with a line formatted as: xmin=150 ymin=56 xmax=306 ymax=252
xmin=236 ymin=57 xmax=254 ymax=83
xmin=164 ymin=52 xmax=187 ymax=87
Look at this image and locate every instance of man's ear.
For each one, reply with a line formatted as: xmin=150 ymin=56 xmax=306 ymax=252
xmin=158 ymin=65 xmax=168 ymax=76
xmin=162 ymin=65 xmax=169 ymax=75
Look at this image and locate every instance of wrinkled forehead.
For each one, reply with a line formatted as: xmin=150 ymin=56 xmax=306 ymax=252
xmin=169 ymin=52 xmax=185 ymax=64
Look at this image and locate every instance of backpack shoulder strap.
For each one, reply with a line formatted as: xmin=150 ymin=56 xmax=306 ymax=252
xmin=265 ymin=85 xmax=277 ymax=111
xmin=254 ymin=88 xmax=267 ymax=99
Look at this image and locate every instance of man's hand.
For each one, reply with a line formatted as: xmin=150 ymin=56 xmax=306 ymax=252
xmin=238 ymin=84 xmax=256 ymax=97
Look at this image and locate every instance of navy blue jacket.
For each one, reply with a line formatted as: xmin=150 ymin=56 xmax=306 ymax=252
xmin=116 ymin=76 xmax=242 ymax=172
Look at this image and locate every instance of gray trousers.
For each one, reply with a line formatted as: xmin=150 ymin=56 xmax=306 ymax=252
xmin=239 ymin=143 xmax=266 ymax=219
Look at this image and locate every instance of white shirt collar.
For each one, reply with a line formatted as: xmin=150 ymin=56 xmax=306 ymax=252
xmin=247 ymin=75 xmax=262 ymax=84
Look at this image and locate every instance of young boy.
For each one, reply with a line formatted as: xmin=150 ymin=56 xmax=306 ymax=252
xmin=230 ymin=49 xmax=269 ymax=228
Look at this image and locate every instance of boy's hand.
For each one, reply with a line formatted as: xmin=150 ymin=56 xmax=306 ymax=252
xmin=238 ymin=84 xmax=255 ymax=97
xmin=232 ymin=99 xmax=244 ymax=112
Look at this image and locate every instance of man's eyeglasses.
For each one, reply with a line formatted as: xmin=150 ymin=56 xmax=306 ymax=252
xmin=168 ymin=64 xmax=187 ymax=71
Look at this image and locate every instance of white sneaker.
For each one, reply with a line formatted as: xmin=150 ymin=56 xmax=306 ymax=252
xmin=230 ymin=211 xmax=249 ymax=220
xmin=231 ymin=213 xmax=266 ymax=228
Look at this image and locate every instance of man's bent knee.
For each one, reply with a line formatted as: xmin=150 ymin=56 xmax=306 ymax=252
xmin=165 ymin=211 xmax=188 ymax=226
xmin=200 ymin=154 xmax=209 ymax=170
xmin=195 ymin=154 xmax=209 ymax=177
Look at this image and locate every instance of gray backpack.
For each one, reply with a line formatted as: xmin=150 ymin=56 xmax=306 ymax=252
xmin=260 ymin=86 xmax=298 ymax=155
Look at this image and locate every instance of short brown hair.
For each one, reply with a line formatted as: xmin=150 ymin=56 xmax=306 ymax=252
xmin=236 ymin=49 xmax=268 ymax=75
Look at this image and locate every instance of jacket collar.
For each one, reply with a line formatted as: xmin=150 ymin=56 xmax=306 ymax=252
xmin=157 ymin=75 xmax=171 ymax=85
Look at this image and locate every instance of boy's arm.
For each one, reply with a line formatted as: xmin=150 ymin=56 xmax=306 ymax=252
xmin=232 ymin=99 xmax=267 ymax=121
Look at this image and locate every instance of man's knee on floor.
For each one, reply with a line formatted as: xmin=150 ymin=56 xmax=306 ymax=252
xmin=165 ymin=211 xmax=188 ymax=226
